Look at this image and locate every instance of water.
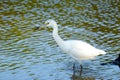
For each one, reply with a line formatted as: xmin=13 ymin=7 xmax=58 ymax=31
xmin=0 ymin=0 xmax=120 ymax=80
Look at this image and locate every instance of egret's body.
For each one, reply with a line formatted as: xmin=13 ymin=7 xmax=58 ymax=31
xmin=45 ymin=19 xmax=106 ymax=75
xmin=59 ymin=40 xmax=106 ymax=61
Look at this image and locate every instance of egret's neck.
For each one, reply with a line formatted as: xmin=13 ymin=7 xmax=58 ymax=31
xmin=52 ymin=24 xmax=64 ymax=45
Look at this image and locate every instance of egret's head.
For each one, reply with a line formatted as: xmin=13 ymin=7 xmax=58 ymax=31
xmin=45 ymin=19 xmax=57 ymax=28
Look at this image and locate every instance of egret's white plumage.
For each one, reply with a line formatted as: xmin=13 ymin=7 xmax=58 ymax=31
xmin=45 ymin=19 xmax=106 ymax=64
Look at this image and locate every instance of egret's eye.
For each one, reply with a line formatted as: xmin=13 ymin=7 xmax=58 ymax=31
xmin=45 ymin=22 xmax=49 ymax=25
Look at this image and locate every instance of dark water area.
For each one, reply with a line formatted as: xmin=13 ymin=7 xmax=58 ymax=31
xmin=0 ymin=0 xmax=120 ymax=80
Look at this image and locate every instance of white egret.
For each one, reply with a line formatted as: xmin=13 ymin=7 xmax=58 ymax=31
xmin=45 ymin=19 xmax=106 ymax=75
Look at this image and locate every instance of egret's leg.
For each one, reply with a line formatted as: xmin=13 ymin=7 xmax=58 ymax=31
xmin=73 ymin=63 xmax=75 ymax=70
xmin=80 ymin=64 xmax=83 ymax=76
xmin=73 ymin=63 xmax=75 ymax=75
xmin=78 ymin=61 xmax=83 ymax=76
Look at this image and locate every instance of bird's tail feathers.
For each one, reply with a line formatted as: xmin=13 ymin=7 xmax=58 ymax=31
xmin=98 ymin=49 xmax=106 ymax=55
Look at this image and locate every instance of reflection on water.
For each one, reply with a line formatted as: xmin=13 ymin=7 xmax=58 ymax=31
xmin=0 ymin=0 xmax=120 ymax=80
xmin=72 ymin=75 xmax=95 ymax=80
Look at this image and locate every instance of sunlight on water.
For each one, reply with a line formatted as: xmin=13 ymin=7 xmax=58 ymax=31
xmin=0 ymin=0 xmax=120 ymax=80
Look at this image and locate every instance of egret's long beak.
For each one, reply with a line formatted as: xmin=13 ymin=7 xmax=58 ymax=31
xmin=34 ymin=24 xmax=46 ymax=30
